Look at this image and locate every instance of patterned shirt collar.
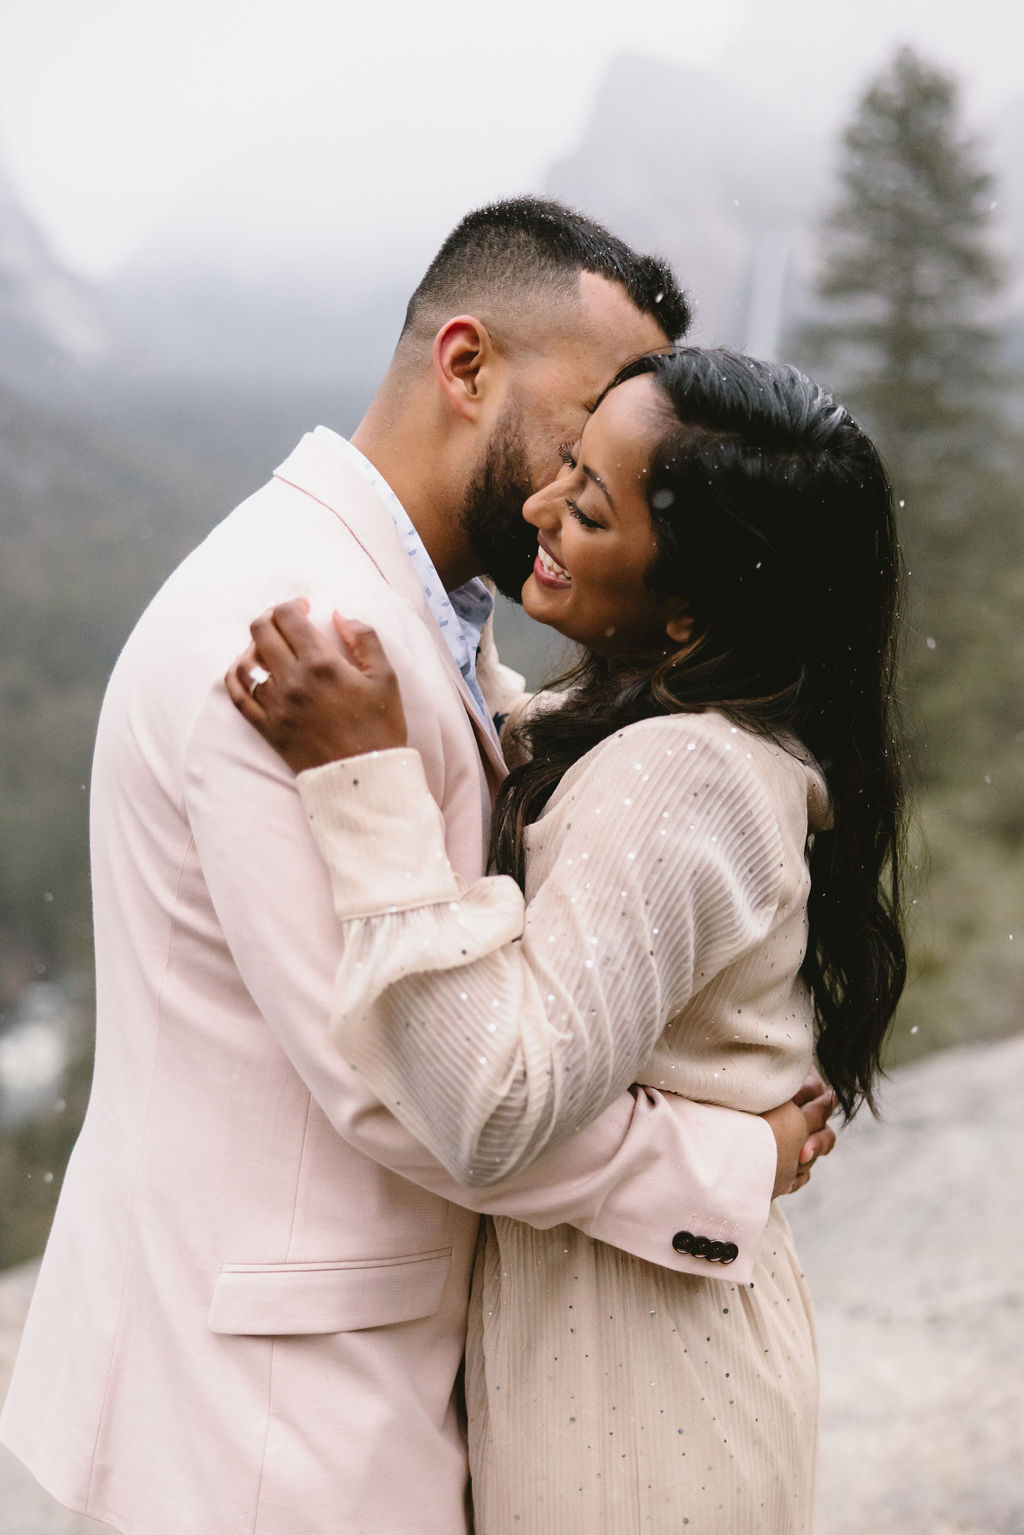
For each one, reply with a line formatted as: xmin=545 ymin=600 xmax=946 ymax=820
xmin=333 ymin=436 xmax=494 ymax=726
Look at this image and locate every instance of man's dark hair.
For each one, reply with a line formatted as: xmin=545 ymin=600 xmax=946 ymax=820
xmin=401 ymin=196 xmax=690 ymax=343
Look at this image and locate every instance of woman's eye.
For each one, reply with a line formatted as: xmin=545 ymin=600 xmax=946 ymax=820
xmin=557 ymin=440 xmax=578 ymax=470
xmin=568 ymin=501 xmax=602 ymax=530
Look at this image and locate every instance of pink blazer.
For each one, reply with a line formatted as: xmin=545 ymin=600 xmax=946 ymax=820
xmin=0 ymin=429 xmax=776 ymax=1535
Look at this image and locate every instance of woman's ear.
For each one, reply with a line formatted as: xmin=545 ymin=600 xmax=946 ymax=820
xmin=433 ymin=316 xmax=493 ymax=421
xmin=664 ymin=601 xmax=694 ymax=646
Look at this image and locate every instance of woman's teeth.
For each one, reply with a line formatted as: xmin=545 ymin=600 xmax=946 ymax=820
xmin=537 ymin=545 xmax=571 ymax=581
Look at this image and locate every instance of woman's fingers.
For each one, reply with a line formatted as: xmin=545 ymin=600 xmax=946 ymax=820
xmin=333 ymin=614 xmax=392 ymax=677
xmin=232 ymin=600 xmax=351 ymax=711
xmin=249 ymin=602 xmax=309 ymax=671
xmin=263 ymin=597 xmax=322 ymax=661
xmin=225 ymin=603 xmax=408 ymax=772
xmin=225 ymin=648 xmax=276 ymax=729
xmin=225 ymin=652 xmax=259 ymax=716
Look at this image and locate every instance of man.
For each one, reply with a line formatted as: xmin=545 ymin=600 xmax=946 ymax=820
xmin=0 ymin=198 xmax=831 ymax=1535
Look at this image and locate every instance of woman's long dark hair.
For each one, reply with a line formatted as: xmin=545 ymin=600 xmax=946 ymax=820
xmin=490 ymin=347 xmax=907 ymax=1118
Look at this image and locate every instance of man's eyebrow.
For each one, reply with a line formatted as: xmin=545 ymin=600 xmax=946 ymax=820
xmin=581 ymin=462 xmax=615 ymax=511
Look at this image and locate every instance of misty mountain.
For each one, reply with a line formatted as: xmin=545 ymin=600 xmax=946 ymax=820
xmin=0 ymin=162 xmax=110 ymax=383
xmin=546 ymin=53 xmax=828 ymax=354
xmin=107 ymin=268 xmax=406 ymax=391
xmin=22 ymin=50 xmax=1015 ymax=390
xmin=107 ymin=55 xmax=826 ymax=380
xmin=544 ymin=54 xmax=1024 ymax=363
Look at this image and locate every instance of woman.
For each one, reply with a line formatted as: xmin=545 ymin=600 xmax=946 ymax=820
xmin=227 ymin=348 xmax=906 ymax=1533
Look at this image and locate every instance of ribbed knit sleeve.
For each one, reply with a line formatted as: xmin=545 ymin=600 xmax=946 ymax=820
xmin=297 ymin=715 xmax=790 ymax=1186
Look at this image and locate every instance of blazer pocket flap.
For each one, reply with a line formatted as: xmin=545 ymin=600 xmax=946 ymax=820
xmin=208 ymin=1248 xmax=452 ymax=1336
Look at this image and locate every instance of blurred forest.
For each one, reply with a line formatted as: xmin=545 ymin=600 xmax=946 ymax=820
xmin=1 ymin=45 xmax=1022 ymax=1267
xmin=790 ymin=49 xmax=1024 ymax=1060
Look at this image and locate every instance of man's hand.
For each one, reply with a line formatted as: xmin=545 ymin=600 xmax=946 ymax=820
xmin=762 ymin=1070 xmax=837 ymax=1198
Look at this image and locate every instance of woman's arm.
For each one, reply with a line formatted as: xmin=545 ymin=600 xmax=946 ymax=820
xmin=295 ymin=721 xmax=792 ymax=1185
xmin=227 ymin=602 xmax=823 ymax=1191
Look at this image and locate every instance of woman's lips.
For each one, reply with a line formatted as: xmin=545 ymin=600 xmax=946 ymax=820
xmin=533 ymin=537 xmax=572 ymax=587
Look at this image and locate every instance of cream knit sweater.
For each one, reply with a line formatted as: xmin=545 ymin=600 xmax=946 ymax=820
xmin=296 ymin=710 xmax=830 ymax=1187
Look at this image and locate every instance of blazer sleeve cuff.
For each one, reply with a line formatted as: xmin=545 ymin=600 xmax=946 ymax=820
xmin=297 ymin=750 xmax=461 ymax=919
xmin=568 ymin=1093 xmax=778 ymax=1284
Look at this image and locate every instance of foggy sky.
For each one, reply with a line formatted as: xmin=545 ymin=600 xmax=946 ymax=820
xmin=0 ymin=0 xmax=1020 ymax=285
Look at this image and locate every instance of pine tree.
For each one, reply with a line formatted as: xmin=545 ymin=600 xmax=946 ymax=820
xmin=803 ymin=46 xmax=1004 ymax=485
xmin=798 ymin=45 xmax=1017 ymax=752
xmin=797 ymin=47 xmax=1024 ymax=1068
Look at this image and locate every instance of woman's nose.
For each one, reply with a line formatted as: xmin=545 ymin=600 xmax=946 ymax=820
xmin=523 ymin=481 xmax=558 ymax=528
xmin=522 ymin=490 xmax=544 ymax=527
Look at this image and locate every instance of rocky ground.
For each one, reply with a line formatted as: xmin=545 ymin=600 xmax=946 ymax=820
xmin=2 ymin=1031 xmax=1022 ymax=1534
xmin=788 ymin=1030 xmax=1024 ymax=1534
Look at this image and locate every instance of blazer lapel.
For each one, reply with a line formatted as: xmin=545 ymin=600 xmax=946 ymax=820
xmin=274 ymin=430 xmax=507 ymax=797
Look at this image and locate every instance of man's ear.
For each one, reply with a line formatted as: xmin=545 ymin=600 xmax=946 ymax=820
xmin=433 ymin=316 xmax=493 ymax=421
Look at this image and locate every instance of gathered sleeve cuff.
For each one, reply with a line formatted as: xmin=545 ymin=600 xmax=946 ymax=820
xmin=298 ymin=750 xmax=461 ymax=917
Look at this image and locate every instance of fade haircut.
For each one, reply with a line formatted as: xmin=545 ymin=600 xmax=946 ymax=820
xmin=400 ymin=196 xmax=690 ymax=348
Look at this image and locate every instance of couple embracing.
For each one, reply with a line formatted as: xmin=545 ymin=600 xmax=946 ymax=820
xmin=1 ymin=197 xmax=905 ymax=1535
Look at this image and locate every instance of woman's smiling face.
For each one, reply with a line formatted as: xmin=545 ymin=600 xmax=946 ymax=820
xmin=521 ymin=373 xmax=684 ymax=657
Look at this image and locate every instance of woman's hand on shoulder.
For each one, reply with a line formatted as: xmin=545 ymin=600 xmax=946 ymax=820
xmin=226 ymin=599 xmax=407 ymax=775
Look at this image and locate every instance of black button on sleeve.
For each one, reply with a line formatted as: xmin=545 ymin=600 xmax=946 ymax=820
xmin=672 ymin=1230 xmax=696 ymax=1255
xmin=720 ymin=1242 xmax=739 ymax=1265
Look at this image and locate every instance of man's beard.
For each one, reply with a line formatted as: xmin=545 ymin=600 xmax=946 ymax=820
xmin=459 ymin=405 xmax=539 ymax=602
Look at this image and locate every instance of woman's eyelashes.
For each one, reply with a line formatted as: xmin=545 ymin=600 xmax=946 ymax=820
xmin=568 ymin=502 xmax=603 ymax=529
xmin=557 ymin=442 xmax=604 ymax=529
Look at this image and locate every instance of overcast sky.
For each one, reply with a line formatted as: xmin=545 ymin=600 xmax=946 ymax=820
xmin=0 ymin=0 xmax=1020 ymax=283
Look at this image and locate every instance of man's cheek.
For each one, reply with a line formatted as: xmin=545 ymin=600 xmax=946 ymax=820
xmin=528 ymin=454 xmax=561 ymax=497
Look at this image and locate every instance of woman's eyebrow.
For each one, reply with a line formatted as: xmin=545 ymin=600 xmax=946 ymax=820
xmin=581 ymin=462 xmax=616 ymax=511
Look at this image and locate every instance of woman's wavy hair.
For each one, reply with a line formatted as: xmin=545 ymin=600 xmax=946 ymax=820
xmin=490 ymin=347 xmax=907 ymax=1118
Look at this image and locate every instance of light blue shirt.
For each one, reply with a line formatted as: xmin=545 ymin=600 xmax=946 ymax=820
xmin=334 ymin=437 xmax=494 ymax=726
